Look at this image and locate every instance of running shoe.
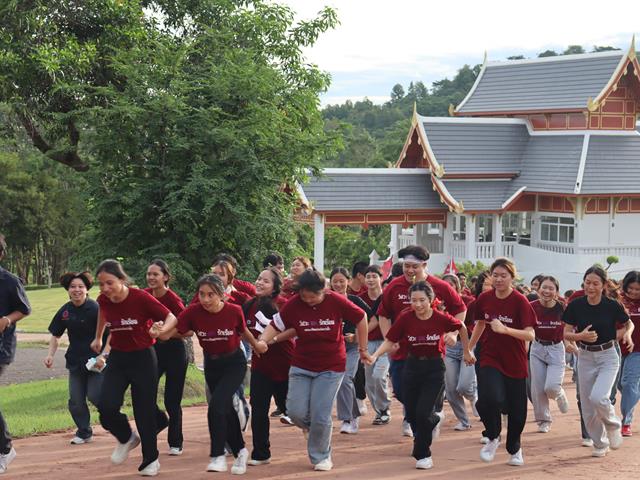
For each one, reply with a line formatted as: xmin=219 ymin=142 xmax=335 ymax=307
xmin=402 ymin=420 xmax=413 ymax=437
xmin=356 ymin=398 xmax=368 ymax=416
xmin=556 ymin=390 xmax=569 ymax=414
xmin=538 ymin=422 xmax=551 ymax=433
xmin=480 ymin=438 xmax=500 ymax=462
xmin=139 ymin=459 xmax=160 ymax=477
xmin=168 ymin=447 xmax=183 ymax=456
xmin=608 ymin=427 xmax=623 ymax=450
xmin=507 ymin=449 xmax=524 ymax=466
xmin=207 ymin=455 xmax=228 ymax=472
xmin=280 ymin=415 xmax=294 ymax=426
xmin=231 ymin=448 xmax=249 ymax=475
xmin=340 ymin=420 xmax=356 ymax=434
xmin=432 ymin=411 xmax=444 ymax=440
xmin=248 ymin=458 xmax=271 ymax=466
xmin=415 ymin=457 xmax=433 ymax=469
xmin=372 ymin=413 xmax=382 ymax=425
xmin=111 ymin=431 xmax=141 ymax=465
xmin=581 ymin=438 xmax=593 ymax=447
xmin=270 ymin=408 xmax=283 ymax=417
xmin=0 ymin=448 xmax=16 ymax=474
xmin=622 ymin=425 xmax=632 ymax=437
xmin=454 ymin=422 xmax=472 ymax=431
xmin=314 ymin=457 xmax=333 ymax=471
xmin=70 ymin=435 xmax=92 ymax=445
xmin=591 ymin=446 xmax=609 ymax=457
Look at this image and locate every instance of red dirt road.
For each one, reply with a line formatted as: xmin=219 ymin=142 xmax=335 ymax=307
xmin=8 ymin=374 xmax=640 ymax=479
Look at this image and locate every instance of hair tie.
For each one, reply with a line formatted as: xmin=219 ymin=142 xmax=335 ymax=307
xmin=431 ymin=298 xmax=442 ymax=310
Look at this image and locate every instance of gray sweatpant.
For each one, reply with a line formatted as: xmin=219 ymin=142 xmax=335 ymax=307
xmin=530 ymin=341 xmax=565 ymax=425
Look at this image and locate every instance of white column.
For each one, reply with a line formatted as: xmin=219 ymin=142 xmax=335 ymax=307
xmin=495 ymin=214 xmax=503 ymax=258
xmin=389 ymin=224 xmax=399 ymax=259
xmin=466 ymin=214 xmax=477 ymax=262
xmin=313 ymin=213 xmax=325 ymax=272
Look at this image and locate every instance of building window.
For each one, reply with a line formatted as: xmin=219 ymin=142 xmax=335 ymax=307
xmin=540 ymin=216 xmax=575 ymax=243
xmin=476 ymin=214 xmax=493 ymax=243
xmin=452 ymin=215 xmax=466 ymax=241
xmin=502 ymin=212 xmax=532 ymax=246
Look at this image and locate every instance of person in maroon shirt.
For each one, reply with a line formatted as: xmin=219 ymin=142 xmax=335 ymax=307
xmin=91 ymin=259 xmax=177 ymax=477
xmin=280 ymin=256 xmax=311 ymax=299
xmin=211 ymin=253 xmax=257 ymax=297
xmin=144 ymin=259 xmax=188 ymax=456
xmin=242 ymin=267 xmax=294 ymax=465
xmin=377 ymin=245 xmax=466 ymax=438
xmin=358 ymin=265 xmax=391 ymax=425
xmin=257 ymin=269 xmax=369 ymax=472
xmin=469 ymin=258 xmax=536 ymax=467
xmin=177 ymin=274 xmax=265 ymax=474
xmin=619 ymin=271 xmax=640 ymax=436
xmin=347 ymin=261 xmax=368 ymax=296
xmin=369 ymin=281 xmax=473 ymax=470
xmin=529 ymin=276 xmax=569 ymax=434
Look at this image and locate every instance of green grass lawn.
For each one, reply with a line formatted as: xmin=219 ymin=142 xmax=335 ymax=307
xmin=19 ymin=287 xmax=70 ymax=333
xmin=1 ymin=365 xmax=207 ymax=438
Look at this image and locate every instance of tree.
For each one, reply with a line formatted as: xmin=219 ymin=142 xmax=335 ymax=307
xmin=563 ymin=45 xmax=585 ymax=55
xmin=390 ymin=84 xmax=405 ymax=102
xmin=538 ymin=49 xmax=558 ymax=57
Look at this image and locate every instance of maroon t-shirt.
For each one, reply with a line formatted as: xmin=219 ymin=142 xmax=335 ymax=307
xmin=377 ymin=274 xmax=466 ymax=360
xmin=144 ymin=288 xmax=185 ymax=316
xmin=177 ymin=302 xmax=245 ymax=355
xmin=475 ymin=289 xmax=537 ymax=379
xmin=233 ymin=278 xmax=256 ymax=297
xmin=245 ymin=297 xmax=293 ymax=382
xmin=280 ymin=278 xmax=297 ymax=299
xmin=531 ymin=300 xmax=565 ymax=343
xmin=568 ymin=290 xmax=585 ymax=303
xmin=276 ymin=290 xmax=364 ymax=373
xmin=97 ymin=288 xmax=170 ymax=352
xmin=386 ymin=308 xmax=462 ymax=358
xmin=622 ymin=295 xmax=640 ymax=355
xmin=358 ymin=290 xmax=383 ymax=341
xmin=347 ymin=284 xmax=368 ymax=296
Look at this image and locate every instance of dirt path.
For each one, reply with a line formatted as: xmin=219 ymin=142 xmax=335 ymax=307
xmin=7 ymin=371 xmax=639 ymax=479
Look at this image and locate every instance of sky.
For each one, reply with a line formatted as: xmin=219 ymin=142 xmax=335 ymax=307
xmin=274 ymin=0 xmax=640 ymax=106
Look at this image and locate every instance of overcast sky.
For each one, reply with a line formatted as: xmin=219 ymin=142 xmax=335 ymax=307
xmin=275 ymin=0 xmax=640 ymax=106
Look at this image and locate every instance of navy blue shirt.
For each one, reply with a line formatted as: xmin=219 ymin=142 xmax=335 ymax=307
xmin=48 ymin=298 xmax=104 ymax=371
xmin=0 ymin=266 xmax=31 ymax=364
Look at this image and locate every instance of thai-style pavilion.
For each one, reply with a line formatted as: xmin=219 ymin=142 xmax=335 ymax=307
xmin=299 ymin=38 xmax=640 ymax=288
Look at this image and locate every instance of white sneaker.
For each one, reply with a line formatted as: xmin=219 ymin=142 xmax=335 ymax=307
xmin=480 ymin=438 xmax=500 ymax=462
xmin=608 ymin=428 xmax=623 ymax=450
xmin=111 ymin=432 xmax=141 ymax=465
xmin=538 ymin=422 xmax=551 ymax=433
xmin=581 ymin=438 xmax=594 ymax=447
xmin=231 ymin=448 xmax=249 ymax=475
xmin=168 ymin=447 xmax=183 ymax=456
xmin=280 ymin=415 xmax=294 ymax=426
xmin=507 ymin=449 xmax=524 ymax=466
xmin=432 ymin=411 xmax=444 ymax=440
xmin=139 ymin=459 xmax=160 ymax=477
xmin=248 ymin=458 xmax=271 ymax=466
xmin=356 ymin=399 xmax=368 ymax=416
xmin=402 ymin=420 xmax=413 ymax=437
xmin=556 ymin=390 xmax=569 ymax=414
xmin=70 ymin=435 xmax=92 ymax=445
xmin=350 ymin=417 xmax=359 ymax=434
xmin=454 ymin=422 xmax=471 ymax=431
xmin=313 ymin=457 xmax=333 ymax=471
xmin=415 ymin=457 xmax=433 ymax=469
xmin=340 ymin=421 xmax=352 ymax=434
xmin=0 ymin=448 xmax=16 ymax=474
xmin=207 ymin=455 xmax=228 ymax=472
xmin=592 ymin=446 xmax=609 ymax=457
xmin=480 ymin=436 xmax=489 ymax=444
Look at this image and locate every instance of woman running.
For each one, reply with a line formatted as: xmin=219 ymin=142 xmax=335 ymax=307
xmin=369 ymin=281 xmax=474 ymax=470
xmin=242 ymin=267 xmax=294 ymax=465
xmin=91 ymin=259 xmax=177 ymax=477
xmin=144 ymin=259 xmax=187 ymax=455
xmin=177 ymin=274 xmax=266 ymax=474
xmin=620 ymin=270 xmax=640 ymax=436
xmin=258 ymin=269 xmax=369 ymax=472
xmin=469 ymin=258 xmax=536 ymax=466
xmin=44 ymin=271 xmax=107 ymax=445
xmin=563 ymin=266 xmax=633 ymax=457
xmin=281 ymin=256 xmax=311 ymax=299
xmin=358 ymin=265 xmax=391 ymax=425
xmin=529 ymin=275 xmax=569 ymax=433
xmin=330 ymin=267 xmax=371 ymax=435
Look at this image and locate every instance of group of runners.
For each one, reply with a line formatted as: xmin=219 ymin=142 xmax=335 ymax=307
xmin=1 ymin=232 xmax=639 ymax=476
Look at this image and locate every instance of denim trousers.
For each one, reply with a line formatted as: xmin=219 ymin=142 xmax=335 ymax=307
xmin=286 ymin=366 xmax=344 ymax=465
xmin=444 ymin=341 xmax=477 ymax=427
xmin=0 ymin=365 xmax=11 ymax=454
xmin=620 ymin=352 xmax=640 ymax=425
xmin=336 ymin=344 xmax=360 ymax=421
xmin=68 ymin=367 xmax=103 ymax=439
xmin=530 ymin=341 xmax=565 ymax=425
xmin=364 ymin=340 xmax=391 ymax=415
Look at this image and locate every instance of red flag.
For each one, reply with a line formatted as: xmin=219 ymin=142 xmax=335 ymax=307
xmin=443 ymin=257 xmax=458 ymax=275
xmin=381 ymin=255 xmax=393 ymax=279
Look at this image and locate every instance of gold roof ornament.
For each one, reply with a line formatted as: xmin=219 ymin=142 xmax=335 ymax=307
xmin=629 ymin=34 xmax=636 ymax=62
xmin=587 ymin=96 xmax=600 ymax=112
xmin=448 ymin=104 xmax=455 ymax=116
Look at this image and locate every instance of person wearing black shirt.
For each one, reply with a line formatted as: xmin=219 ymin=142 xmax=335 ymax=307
xmin=45 ymin=271 xmax=108 ymax=445
xmin=0 ymin=234 xmax=31 ymax=474
xmin=563 ymin=266 xmax=634 ymax=457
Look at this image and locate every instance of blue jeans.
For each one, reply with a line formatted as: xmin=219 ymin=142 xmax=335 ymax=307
xmin=286 ymin=366 xmax=344 ymax=465
xmin=336 ymin=344 xmax=360 ymax=421
xmin=69 ymin=367 xmax=103 ymax=439
xmin=620 ymin=352 xmax=640 ymax=425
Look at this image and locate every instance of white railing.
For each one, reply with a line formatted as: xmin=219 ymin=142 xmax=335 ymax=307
xmin=425 ymin=237 xmax=444 ymax=254
xmin=578 ymin=245 xmax=640 ymax=257
xmin=535 ymin=241 xmax=575 ymax=254
xmin=398 ymin=233 xmax=416 ymax=249
xmin=476 ymin=242 xmax=495 ymax=260
xmin=451 ymin=240 xmax=466 ymax=259
xmin=501 ymin=241 xmax=516 ymax=258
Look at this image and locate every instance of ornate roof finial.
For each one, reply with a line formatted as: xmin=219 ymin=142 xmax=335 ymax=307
xmin=448 ymin=104 xmax=455 ymax=116
xmin=629 ymin=34 xmax=637 ymax=61
xmin=411 ymin=101 xmax=418 ymax=126
xmin=483 ymin=50 xmax=488 ymax=64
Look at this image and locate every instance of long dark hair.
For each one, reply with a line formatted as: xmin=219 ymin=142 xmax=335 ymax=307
xmin=96 ymin=259 xmax=130 ymax=284
xmin=149 ymin=258 xmax=171 ymax=286
xmin=255 ymin=267 xmax=283 ymax=314
xmin=583 ymin=265 xmax=621 ymax=302
xmin=622 ymin=271 xmax=640 ymax=295
xmin=473 ymin=271 xmax=491 ymax=298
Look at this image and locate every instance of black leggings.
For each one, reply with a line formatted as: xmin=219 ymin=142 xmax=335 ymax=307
xmin=154 ymin=339 xmax=188 ymax=449
xmin=476 ymin=366 xmax=527 ymax=454
xmin=249 ymin=369 xmax=289 ymax=461
xmin=99 ymin=348 xmax=159 ymax=468
xmin=354 ymin=361 xmax=366 ymax=400
xmin=204 ymin=349 xmax=247 ymax=458
xmin=403 ymin=357 xmax=445 ymax=460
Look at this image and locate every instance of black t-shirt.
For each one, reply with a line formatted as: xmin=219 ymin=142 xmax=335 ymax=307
xmin=48 ymin=298 xmax=105 ymax=370
xmin=343 ymin=294 xmax=371 ymax=336
xmin=0 ymin=266 xmax=31 ymax=365
xmin=562 ymin=296 xmax=629 ymax=345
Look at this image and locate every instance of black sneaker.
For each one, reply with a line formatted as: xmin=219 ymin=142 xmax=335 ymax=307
xmin=378 ymin=410 xmax=391 ymax=424
xmin=372 ymin=414 xmax=382 ymax=425
xmin=270 ymin=408 xmax=283 ymax=417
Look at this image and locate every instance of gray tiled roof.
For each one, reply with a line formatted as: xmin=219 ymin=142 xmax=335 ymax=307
xmin=442 ymin=180 xmax=511 ymax=210
xmin=513 ymin=136 xmax=584 ymax=193
xmin=423 ymin=120 xmax=528 ymax=174
xmin=301 ymin=170 xmax=443 ymax=211
xmin=581 ymin=135 xmax=640 ymax=194
xmin=457 ymin=51 xmax=623 ymax=113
